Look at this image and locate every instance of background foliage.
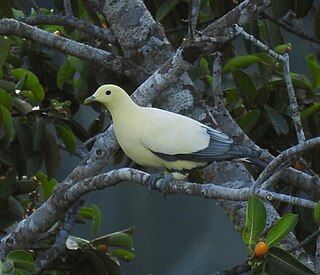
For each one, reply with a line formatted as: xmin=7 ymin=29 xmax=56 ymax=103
xmin=1 ymin=0 xmax=320 ymax=274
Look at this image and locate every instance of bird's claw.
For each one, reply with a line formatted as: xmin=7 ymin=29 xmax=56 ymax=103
xmin=147 ymin=172 xmax=174 ymax=195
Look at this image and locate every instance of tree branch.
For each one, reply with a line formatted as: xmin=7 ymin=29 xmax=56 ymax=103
xmin=63 ymin=0 xmax=73 ymax=17
xmin=262 ymin=11 xmax=320 ymax=45
xmin=253 ymin=137 xmax=320 ymax=189
xmin=0 ymin=18 xmax=146 ymax=82
xmin=234 ymin=24 xmax=305 ymax=143
xmin=0 ymin=167 xmax=315 ymax=257
xmin=23 ymin=14 xmax=116 ymax=43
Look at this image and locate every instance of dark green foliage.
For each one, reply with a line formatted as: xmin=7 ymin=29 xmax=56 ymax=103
xmin=0 ymin=0 xmax=319 ymax=274
xmin=243 ymin=197 xmax=312 ymax=274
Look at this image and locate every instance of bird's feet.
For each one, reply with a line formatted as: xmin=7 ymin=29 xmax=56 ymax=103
xmin=147 ymin=172 xmax=174 ymax=194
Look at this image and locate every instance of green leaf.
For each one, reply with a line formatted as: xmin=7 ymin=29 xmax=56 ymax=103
xmin=273 ymin=43 xmax=292 ymax=55
xmin=266 ymin=247 xmax=315 ymax=274
xmin=15 ymin=73 xmax=27 ymax=90
xmin=223 ymin=55 xmax=261 ymax=73
xmin=0 ymin=88 xmax=13 ymax=110
xmin=107 ymin=232 xmax=133 ymax=249
xmin=68 ymin=56 xmax=86 ymax=74
xmin=265 ymin=213 xmax=298 ymax=247
xmin=15 ymin=268 xmax=33 ymax=275
xmin=7 ymin=250 xmax=36 ymax=273
xmin=31 ymin=84 xmax=45 ymax=102
xmin=12 ymin=68 xmax=39 ymax=88
xmin=305 ymin=54 xmax=320 ymax=89
xmin=255 ymin=84 xmax=271 ymax=106
xmin=301 ymin=103 xmax=320 ymax=118
xmin=270 ymin=75 xmax=313 ymax=92
xmin=57 ymin=60 xmax=75 ymax=89
xmin=91 ymin=227 xmax=134 ymax=249
xmin=43 ymin=178 xmax=58 ymax=199
xmin=91 ymin=204 xmax=101 ymax=236
xmin=1 ymin=259 xmax=15 ymax=274
xmin=55 ymin=122 xmax=77 ymax=154
xmin=0 ymin=80 xmax=15 ymax=93
xmin=0 ymin=104 xmax=15 ymax=143
xmin=155 ymin=0 xmax=181 ymax=22
xmin=314 ymin=201 xmax=320 ymax=225
xmin=198 ymin=57 xmax=210 ymax=75
xmin=264 ymin=105 xmax=289 ymax=135
xmin=68 ymin=56 xmax=88 ymax=92
xmin=11 ymin=69 xmax=45 ymax=101
xmin=91 ymin=232 xmax=133 ymax=249
xmin=0 ymin=36 xmax=9 ymax=69
xmin=80 ymin=207 xmax=95 ymax=219
xmin=238 ymin=109 xmax=261 ymax=133
xmin=79 ymin=205 xmax=101 ymax=235
xmin=242 ymin=196 xmax=266 ymax=250
xmin=111 ymin=249 xmax=135 ymax=262
xmin=35 ymin=171 xmax=58 ymax=200
xmin=232 ymin=69 xmax=257 ymax=107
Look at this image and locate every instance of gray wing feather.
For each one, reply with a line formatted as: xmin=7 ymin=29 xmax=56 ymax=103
xmin=152 ymin=126 xmax=260 ymax=162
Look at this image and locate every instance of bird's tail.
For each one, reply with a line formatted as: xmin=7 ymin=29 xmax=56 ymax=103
xmin=228 ymin=144 xmax=267 ymax=168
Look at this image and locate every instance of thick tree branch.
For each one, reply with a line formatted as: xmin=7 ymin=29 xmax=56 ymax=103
xmin=3 ymin=0 xmax=313 ymax=261
xmin=0 ymin=18 xmax=146 ymax=82
xmin=0 ymin=167 xmax=315 ymax=258
xmin=69 ymin=0 xmax=272 ymax=183
xmin=23 ymin=15 xmax=116 ymax=43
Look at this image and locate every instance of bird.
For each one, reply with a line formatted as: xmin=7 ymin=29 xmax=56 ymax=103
xmin=84 ymin=84 xmax=264 ymax=180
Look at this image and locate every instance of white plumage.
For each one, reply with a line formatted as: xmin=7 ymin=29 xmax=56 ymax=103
xmin=84 ymin=84 xmax=261 ymax=173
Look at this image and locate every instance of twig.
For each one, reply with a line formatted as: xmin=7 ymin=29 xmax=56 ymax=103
xmin=287 ymin=228 xmax=320 ymax=253
xmin=234 ymin=24 xmax=284 ymax=60
xmin=212 ymin=52 xmax=224 ymax=106
xmin=187 ymin=0 xmax=200 ymax=38
xmin=234 ymin=24 xmax=305 ymax=143
xmin=260 ymin=168 xmax=284 ymax=189
xmin=316 ymin=230 xmax=320 ymax=273
xmin=253 ymin=137 xmax=320 ymax=189
xmin=262 ymin=12 xmax=320 ymax=45
xmin=194 ymin=32 xmax=236 ymax=43
xmin=35 ymin=198 xmax=85 ymax=271
xmin=64 ymin=0 xmax=73 ymax=17
xmin=282 ymin=53 xmax=306 ymax=143
xmin=29 ymin=0 xmax=40 ymax=13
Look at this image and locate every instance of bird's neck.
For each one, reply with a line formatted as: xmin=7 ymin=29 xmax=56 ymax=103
xmin=108 ymin=99 xmax=139 ymax=121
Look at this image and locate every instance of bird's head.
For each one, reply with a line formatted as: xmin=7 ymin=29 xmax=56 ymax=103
xmin=84 ymin=84 xmax=131 ymax=110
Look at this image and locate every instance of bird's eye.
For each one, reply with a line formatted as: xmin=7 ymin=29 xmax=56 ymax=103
xmin=105 ymin=90 xmax=111 ymax=95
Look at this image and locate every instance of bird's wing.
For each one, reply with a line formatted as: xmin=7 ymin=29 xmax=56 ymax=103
xmin=141 ymin=108 xmax=234 ymax=162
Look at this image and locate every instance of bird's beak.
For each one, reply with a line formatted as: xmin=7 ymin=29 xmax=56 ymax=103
xmin=84 ymin=95 xmax=96 ymax=105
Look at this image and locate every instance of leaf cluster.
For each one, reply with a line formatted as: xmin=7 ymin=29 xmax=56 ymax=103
xmin=242 ymin=196 xmax=314 ymax=274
